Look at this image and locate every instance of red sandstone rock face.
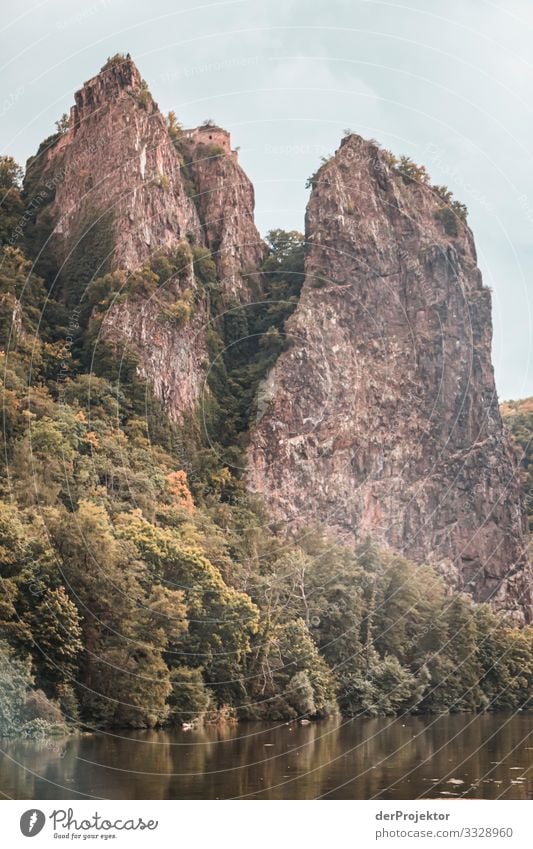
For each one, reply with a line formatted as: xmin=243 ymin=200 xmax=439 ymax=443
xmin=246 ymin=134 xmax=532 ymax=622
xmin=34 ymin=57 xmax=202 ymax=269
xmin=99 ymin=289 xmax=209 ymax=423
xmin=186 ymin=135 xmax=266 ymax=300
xmin=24 ymin=62 xmax=531 ymax=619
xmin=24 ymin=57 xmax=263 ymax=419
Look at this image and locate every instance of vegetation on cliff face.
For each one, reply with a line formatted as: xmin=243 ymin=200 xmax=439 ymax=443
xmin=501 ymin=397 xmax=533 ymax=530
xmin=306 ymin=144 xmax=468 ymax=236
xmin=204 ymin=228 xmax=306 ymax=448
xmin=1 ymin=142 xmax=533 ymax=736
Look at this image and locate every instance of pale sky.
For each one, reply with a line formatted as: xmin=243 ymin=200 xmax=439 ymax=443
xmin=1 ymin=0 xmax=533 ymax=400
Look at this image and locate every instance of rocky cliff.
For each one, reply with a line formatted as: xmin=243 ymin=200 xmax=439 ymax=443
xmin=24 ymin=56 xmax=264 ymax=419
xmin=23 ymin=60 xmax=531 ymax=620
xmin=247 ymin=134 xmax=532 ymax=621
xmin=26 ymin=56 xmax=201 ymax=271
xmin=184 ymin=125 xmax=265 ymax=300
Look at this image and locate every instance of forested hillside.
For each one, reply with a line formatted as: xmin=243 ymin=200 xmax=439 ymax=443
xmin=1 ymin=137 xmax=533 ymax=737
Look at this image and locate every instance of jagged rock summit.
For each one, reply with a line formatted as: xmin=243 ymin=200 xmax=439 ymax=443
xmin=28 ymin=55 xmax=200 ymax=271
xmin=246 ymin=133 xmax=532 ymax=621
xmin=24 ymin=59 xmax=532 ymax=621
xmin=24 ymin=55 xmax=265 ymax=419
xmin=26 ymin=55 xmax=264 ymax=291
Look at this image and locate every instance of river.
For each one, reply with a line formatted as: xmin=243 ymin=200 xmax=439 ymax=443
xmin=1 ymin=712 xmax=532 ymax=799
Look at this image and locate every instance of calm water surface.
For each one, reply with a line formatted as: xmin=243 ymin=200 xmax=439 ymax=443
xmin=1 ymin=712 xmax=533 ymax=799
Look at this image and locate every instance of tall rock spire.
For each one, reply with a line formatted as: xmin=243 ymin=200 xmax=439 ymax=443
xmin=25 ymin=55 xmax=202 ymax=274
xmin=183 ymin=124 xmax=265 ymax=300
xmin=24 ymin=55 xmax=265 ymax=420
xmin=246 ymin=133 xmax=532 ymax=622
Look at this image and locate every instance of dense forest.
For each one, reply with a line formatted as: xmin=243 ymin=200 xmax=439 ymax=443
xmin=1 ymin=145 xmax=533 ymax=740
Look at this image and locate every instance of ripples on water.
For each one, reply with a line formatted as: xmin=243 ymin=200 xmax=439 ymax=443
xmin=1 ymin=712 xmax=532 ymax=799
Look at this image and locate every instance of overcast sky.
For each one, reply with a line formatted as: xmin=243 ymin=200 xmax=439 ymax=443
xmin=1 ymin=0 xmax=532 ymax=400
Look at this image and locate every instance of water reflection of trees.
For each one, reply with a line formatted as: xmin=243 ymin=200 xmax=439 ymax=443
xmin=1 ymin=714 xmax=532 ymax=799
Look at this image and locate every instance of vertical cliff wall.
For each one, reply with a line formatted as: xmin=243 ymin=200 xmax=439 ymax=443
xmin=24 ymin=57 xmax=264 ymax=420
xmin=23 ymin=61 xmax=531 ymax=619
xmin=246 ymin=134 xmax=531 ymax=621
xmin=26 ymin=56 xmax=201 ymax=271
xmin=184 ymin=126 xmax=265 ymax=300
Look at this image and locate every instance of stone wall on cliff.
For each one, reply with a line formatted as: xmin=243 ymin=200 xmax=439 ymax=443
xmin=246 ymin=134 xmax=532 ymax=621
xmin=184 ymin=129 xmax=266 ymax=300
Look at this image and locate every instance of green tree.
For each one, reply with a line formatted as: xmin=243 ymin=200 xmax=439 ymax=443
xmin=169 ymin=666 xmax=212 ymax=723
xmin=27 ymin=587 xmax=83 ymax=697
